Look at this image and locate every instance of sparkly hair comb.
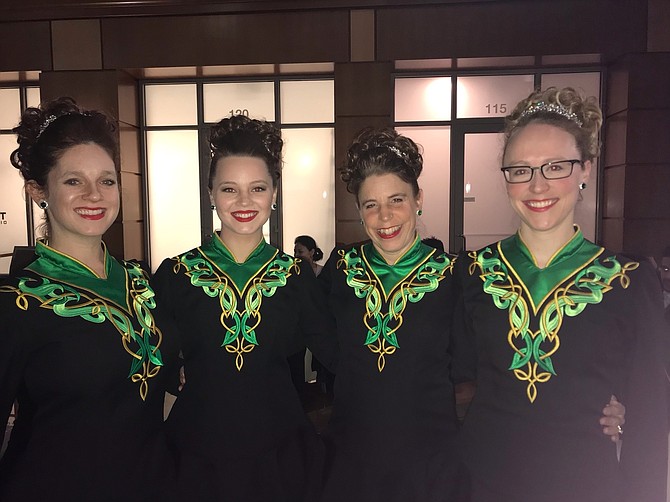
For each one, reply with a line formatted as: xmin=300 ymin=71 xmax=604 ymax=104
xmin=519 ymin=101 xmax=583 ymax=127
xmin=36 ymin=111 xmax=89 ymax=140
xmin=36 ymin=114 xmax=60 ymax=139
xmin=388 ymin=145 xmax=407 ymax=160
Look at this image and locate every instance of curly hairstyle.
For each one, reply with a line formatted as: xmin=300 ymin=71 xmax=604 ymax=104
xmin=340 ymin=127 xmax=423 ymax=201
xmin=208 ymin=114 xmax=283 ymax=189
xmin=294 ymin=235 xmax=323 ymax=262
xmin=503 ymin=87 xmax=603 ymax=162
xmin=11 ymin=96 xmax=118 ymax=188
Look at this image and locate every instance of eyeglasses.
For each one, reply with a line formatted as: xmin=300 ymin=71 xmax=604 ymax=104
xmin=500 ymin=159 xmax=582 ymax=184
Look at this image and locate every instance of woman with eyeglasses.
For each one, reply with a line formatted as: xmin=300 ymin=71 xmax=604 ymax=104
xmin=456 ymin=87 xmax=668 ymax=501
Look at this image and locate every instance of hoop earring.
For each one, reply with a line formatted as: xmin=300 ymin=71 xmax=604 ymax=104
xmin=416 ymin=209 xmax=423 ymax=216
xmin=271 ymin=202 xmax=277 ymax=211
xmin=39 ymin=200 xmax=49 ymax=210
xmin=579 ymin=182 xmax=587 ymax=190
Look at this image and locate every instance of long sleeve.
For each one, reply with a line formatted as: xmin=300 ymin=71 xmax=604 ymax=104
xmin=295 ymin=261 xmax=339 ymax=373
xmin=620 ymin=262 xmax=669 ymax=502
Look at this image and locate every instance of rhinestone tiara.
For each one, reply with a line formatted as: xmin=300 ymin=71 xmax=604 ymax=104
xmin=519 ymin=101 xmax=583 ymax=127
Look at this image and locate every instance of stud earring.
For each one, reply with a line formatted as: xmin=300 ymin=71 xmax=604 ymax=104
xmin=579 ymin=182 xmax=587 ymax=190
xmin=271 ymin=202 xmax=277 ymax=211
xmin=39 ymin=200 xmax=49 ymax=210
xmin=210 ymin=204 xmax=216 ymax=210
xmin=416 ymin=209 xmax=423 ymax=216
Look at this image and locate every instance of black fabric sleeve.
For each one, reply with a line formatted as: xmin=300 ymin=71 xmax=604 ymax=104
xmin=295 ymin=260 xmax=339 ymax=373
xmin=0 ymin=290 xmax=27 ymax=450
xmin=448 ymin=252 xmax=478 ymax=384
xmin=619 ymin=261 xmax=669 ymax=502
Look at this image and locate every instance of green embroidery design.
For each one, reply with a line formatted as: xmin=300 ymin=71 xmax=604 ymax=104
xmin=469 ymin=247 xmax=639 ymax=403
xmin=338 ymin=247 xmax=453 ymax=372
xmin=0 ymin=262 xmax=164 ymax=401
xmin=174 ymin=250 xmax=297 ymax=371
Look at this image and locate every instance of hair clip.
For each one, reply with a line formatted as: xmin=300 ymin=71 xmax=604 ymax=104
xmin=519 ymin=101 xmax=583 ymax=127
xmin=388 ymin=145 xmax=408 ymax=161
xmin=36 ymin=114 xmax=59 ymax=139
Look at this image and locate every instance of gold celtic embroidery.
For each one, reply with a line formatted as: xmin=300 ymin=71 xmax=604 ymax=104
xmin=339 ymin=247 xmax=453 ymax=372
xmin=176 ymin=250 xmax=297 ymax=371
xmin=0 ymin=263 xmax=164 ymax=401
xmin=471 ymin=248 xmax=638 ymax=402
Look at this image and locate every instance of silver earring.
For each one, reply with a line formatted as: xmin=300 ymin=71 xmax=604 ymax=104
xmin=271 ymin=202 xmax=277 ymax=211
xmin=360 ymin=219 xmax=364 ymax=225
xmin=210 ymin=204 xmax=216 ymax=210
xmin=39 ymin=200 xmax=49 ymax=210
xmin=579 ymin=182 xmax=587 ymax=190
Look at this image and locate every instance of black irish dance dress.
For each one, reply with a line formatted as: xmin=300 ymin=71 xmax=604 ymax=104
xmin=0 ymin=241 xmax=179 ymax=502
xmin=153 ymin=236 xmax=337 ymax=502
xmin=319 ymin=236 xmax=474 ymax=502
xmin=457 ymin=229 xmax=668 ymax=502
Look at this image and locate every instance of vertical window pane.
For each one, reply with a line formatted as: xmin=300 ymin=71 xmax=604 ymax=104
xmin=145 ymin=84 xmax=197 ymax=126
xmin=146 ymin=130 xmax=201 ymax=268
xmin=456 ymin=75 xmax=534 ymax=118
xmin=541 ymin=72 xmax=600 ymax=101
xmin=281 ymin=128 xmax=335 ymax=261
xmin=0 ymin=134 xmax=29 ymax=274
xmin=463 ymin=132 xmax=518 ymax=250
xmin=397 ymin=126 xmax=451 ymax=249
xmin=280 ymin=80 xmax=334 ymax=124
xmin=0 ymin=88 xmax=21 ymax=129
xmin=395 ymin=77 xmax=451 ymax=122
xmin=26 ymin=87 xmax=41 ymax=108
xmin=203 ymin=82 xmax=275 ymax=123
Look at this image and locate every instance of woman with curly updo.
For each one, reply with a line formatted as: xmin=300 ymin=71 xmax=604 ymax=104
xmin=0 ymin=97 xmax=179 ymax=501
xmin=153 ymin=114 xmax=337 ymax=501
xmin=318 ymin=127 xmax=473 ymax=501
xmin=456 ymin=87 xmax=668 ymax=501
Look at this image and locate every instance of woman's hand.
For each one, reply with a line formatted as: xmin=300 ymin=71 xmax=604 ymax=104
xmin=600 ymin=395 xmax=625 ymax=442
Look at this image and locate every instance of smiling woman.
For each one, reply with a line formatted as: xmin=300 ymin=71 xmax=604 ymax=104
xmin=0 ymin=97 xmax=179 ymax=501
xmin=152 ymin=114 xmax=338 ymax=502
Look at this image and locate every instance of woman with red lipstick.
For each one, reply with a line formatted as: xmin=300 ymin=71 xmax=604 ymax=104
xmin=456 ymin=88 xmax=668 ymax=501
xmin=153 ymin=114 xmax=337 ymax=501
xmin=0 ymin=97 xmax=179 ymax=501
xmin=318 ymin=127 xmax=472 ymax=502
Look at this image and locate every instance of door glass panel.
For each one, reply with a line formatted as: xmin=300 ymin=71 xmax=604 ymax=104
xmin=541 ymin=72 xmax=600 ymax=101
xmin=145 ymin=84 xmax=197 ymax=126
xmin=281 ymin=127 xmax=335 ymax=259
xmin=395 ymin=77 xmax=451 ymax=122
xmin=463 ymin=132 xmax=519 ymax=251
xmin=203 ymin=82 xmax=275 ymax=123
xmin=280 ymin=80 xmax=334 ymax=124
xmin=457 ymin=75 xmax=534 ymax=118
xmin=0 ymin=88 xmax=21 ymax=129
xmin=146 ymin=129 xmax=201 ymax=269
xmin=397 ymin=126 xmax=450 ymax=250
xmin=0 ymin=134 xmax=28 ymax=274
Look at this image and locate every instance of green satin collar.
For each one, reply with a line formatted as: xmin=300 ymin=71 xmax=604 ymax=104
xmin=499 ymin=228 xmax=604 ymax=311
xmin=363 ymin=235 xmax=436 ymax=298
xmin=201 ymin=234 xmax=279 ymax=292
xmin=26 ymin=240 xmax=129 ymax=310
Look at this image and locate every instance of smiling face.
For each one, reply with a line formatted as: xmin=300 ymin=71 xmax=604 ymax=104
xmin=27 ymin=143 xmax=119 ymax=247
xmin=210 ymin=155 xmax=276 ymax=244
xmin=503 ymin=123 xmax=591 ymax=242
xmin=358 ymin=173 xmax=423 ymax=264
